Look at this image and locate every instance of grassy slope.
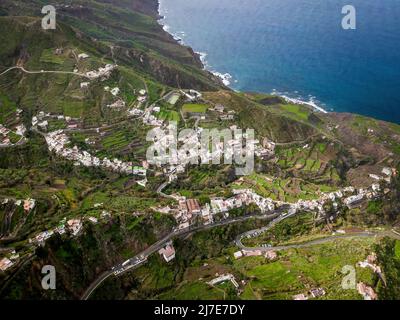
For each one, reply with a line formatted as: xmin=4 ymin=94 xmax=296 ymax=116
xmin=0 ymin=0 xmax=224 ymax=91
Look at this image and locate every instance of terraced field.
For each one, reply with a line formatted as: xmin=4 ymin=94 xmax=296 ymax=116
xmin=96 ymin=123 xmax=148 ymax=158
xmin=158 ymin=109 xmax=180 ymax=122
xmin=235 ymin=173 xmax=336 ymax=203
xmin=275 ymin=139 xmax=342 ymax=184
xmin=0 ymin=94 xmax=17 ymax=124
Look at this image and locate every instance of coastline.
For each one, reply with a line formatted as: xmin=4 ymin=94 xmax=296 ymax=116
xmin=157 ymin=0 xmax=233 ymax=87
xmin=272 ymin=91 xmax=328 ymax=114
xmin=156 ymin=0 xmax=328 ymax=114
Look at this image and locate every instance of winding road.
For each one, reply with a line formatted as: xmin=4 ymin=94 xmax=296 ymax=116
xmin=80 ymin=209 xmax=283 ymax=300
xmin=0 ymin=66 xmax=90 ymax=78
xmin=81 ymin=202 xmax=400 ymax=300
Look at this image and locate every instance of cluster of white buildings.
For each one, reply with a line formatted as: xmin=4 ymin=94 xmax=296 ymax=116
xmin=207 ymin=273 xmax=239 ymax=288
xmin=30 ymin=218 xmax=83 ymax=246
xmin=211 ymin=189 xmax=275 ymax=216
xmin=78 ymin=53 xmax=89 ymax=60
xmin=293 ymin=288 xmax=326 ymax=300
xmin=197 ymin=176 xmax=391 ymax=237
xmin=44 ymin=130 xmax=146 ymax=177
xmin=233 ymin=249 xmax=277 ymax=260
xmin=2 ymin=198 xmax=36 ymax=213
xmin=157 ymin=198 xmax=203 ymax=229
xmin=146 ymin=124 xmax=274 ymax=176
xmin=32 ymin=111 xmax=80 ymax=131
xmin=142 ymin=107 xmax=164 ymax=127
xmin=156 ymin=167 xmax=391 ymax=235
xmin=341 ymin=183 xmax=385 ymax=208
xmin=181 ymin=89 xmax=202 ymax=102
xmin=132 ymin=93 xmax=276 ymax=186
xmin=86 ymin=63 xmax=116 ymax=80
xmin=157 ymin=188 xmax=278 ymax=229
xmin=177 ymin=198 xmax=201 ymax=226
xmin=67 ymin=219 xmax=83 ymax=236
xmin=107 ymin=99 xmax=126 ymax=109
xmin=128 ymin=108 xmax=143 ymax=117
xmin=369 ymin=167 xmax=397 ymax=184
xmin=357 ymin=253 xmax=382 ymax=277
xmin=292 ymin=181 xmax=386 ymax=215
xmin=209 ymin=104 xmax=236 ymax=121
xmin=158 ymin=188 xmax=278 ymax=230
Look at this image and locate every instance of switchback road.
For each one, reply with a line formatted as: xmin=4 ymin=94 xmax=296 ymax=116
xmin=80 ymin=210 xmax=283 ymax=300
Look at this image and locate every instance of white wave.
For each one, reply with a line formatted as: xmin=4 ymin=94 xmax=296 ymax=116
xmin=158 ymin=1 xmax=235 ymax=87
xmin=272 ymin=91 xmax=328 ymax=113
xmin=196 ymin=51 xmax=208 ymax=65
xmin=162 ymin=24 xmax=170 ymax=32
xmin=212 ymin=71 xmax=233 ymax=86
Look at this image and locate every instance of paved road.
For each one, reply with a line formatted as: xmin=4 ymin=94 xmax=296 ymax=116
xmin=84 ymin=206 xmax=395 ymax=300
xmin=236 ymin=221 xmax=400 ymax=252
xmin=156 ymin=181 xmax=172 ymax=199
xmin=0 ymin=137 xmax=27 ymax=149
xmin=0 ymin=66 xmax=89 ymax=78
xmin=235 ymin=210 xmax=296 ymax=245
xmin=237 ymin=232 xmax=379 ymax=252
xmin=80 ymin=210 xmax=283 ymax=300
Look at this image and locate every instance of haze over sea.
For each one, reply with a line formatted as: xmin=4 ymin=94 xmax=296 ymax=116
xmin=159 ymin=0 xmax=400 ymax=123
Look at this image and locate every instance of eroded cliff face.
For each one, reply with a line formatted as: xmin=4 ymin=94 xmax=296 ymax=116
xmin=118 ymin=46 xmax=224 ymax=90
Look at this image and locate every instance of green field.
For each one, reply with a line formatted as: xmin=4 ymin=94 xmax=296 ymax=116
xmin=182 ymin=103 xmax=208 ymax=113
xmin=158 ymin=109 xmax=180 ymax=122
xmin=235 ymin=238 xmax=377 ymax=300
xmin=236 ymin=173 xmax=335 ymax=202
xmin=280 ymin=104 xmax=311 ymax=121
xmin=40 ymin=49 xmax=66 ymax=65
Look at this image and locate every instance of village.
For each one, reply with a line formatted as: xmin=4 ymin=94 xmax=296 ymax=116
xmin=153 ymin=169 xmax=394 ymax=235
xmin=0 ymin=49 xmax=398 ymax=302
xmin=43 ymin=130 xmax=148 ymax=184
xmin=34 ymin=80 xmax=396 ymax=238
xmin=2 ymin=73 xmax=397 ymax=289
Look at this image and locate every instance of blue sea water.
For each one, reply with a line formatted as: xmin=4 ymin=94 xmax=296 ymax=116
xmin=159 ymin=0 xmax=400 ymax=123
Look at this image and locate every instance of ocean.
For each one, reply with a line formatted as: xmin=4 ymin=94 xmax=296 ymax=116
xmin=158 ymin=0 xmax=400 ymax=123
